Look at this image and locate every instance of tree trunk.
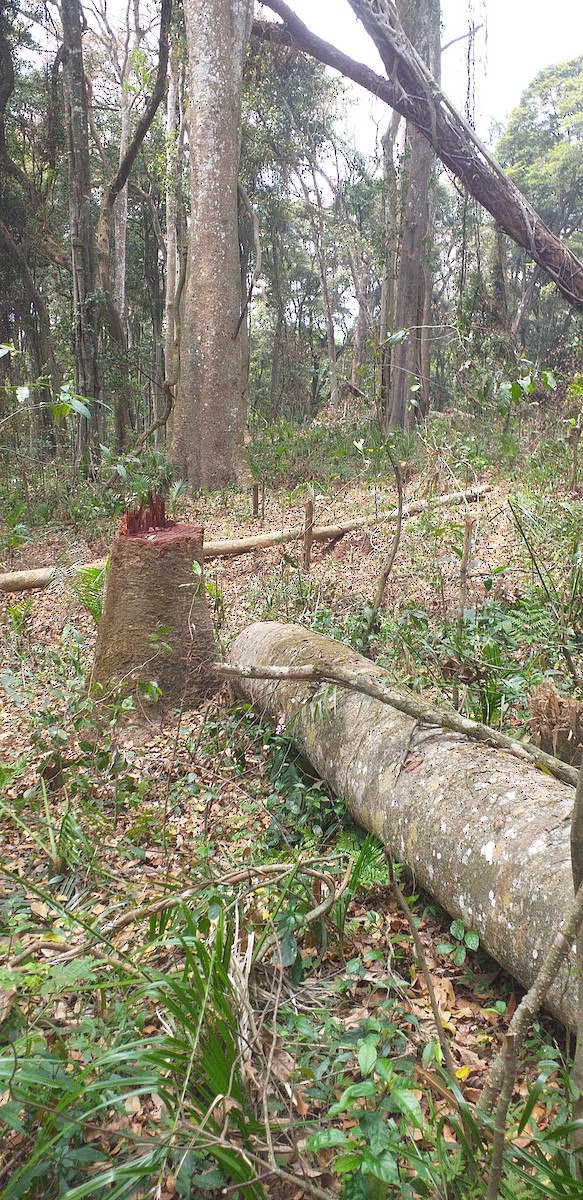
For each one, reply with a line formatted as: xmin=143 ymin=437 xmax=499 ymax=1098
xmin=92 ymin=508 xmax=217 ymax=708
xmin=59 ymin=0 xmax=99 ymax=454
xmin=163 ymin=37 xmax=181 ymax=443
xmin=377 ymin=114 xmax=400 ymax=419
xmin=386 ymin=0 xmax=439 ymax=430
xmin=228 ymin=621 xmax=579 ymax=1031
xmin=299 ymin=168 xmax=340 ymax=412
xmin=171 ymin=0 xmax=253 ymax=488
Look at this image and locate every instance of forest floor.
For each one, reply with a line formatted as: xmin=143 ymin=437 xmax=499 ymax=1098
xmin=0 ymin=462 xmax=576 ymax=1196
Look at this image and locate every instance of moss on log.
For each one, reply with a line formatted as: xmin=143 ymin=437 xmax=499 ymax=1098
xmin=228 ymin=621 xmax=578 ymax=1030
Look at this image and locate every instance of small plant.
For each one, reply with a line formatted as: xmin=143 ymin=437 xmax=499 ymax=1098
xmin=70 ymin=563 xmax=107 ymax=623
xmin=436 ymin=917 xmax=480 ymax=967
xmin=5 ymin=596 xmax=33 ymax=639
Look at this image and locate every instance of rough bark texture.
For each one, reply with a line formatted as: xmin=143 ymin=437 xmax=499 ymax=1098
xmin=228 ymin=621 xmax=579 ymax=1030
xmin=92 ymin=524 xmax=217 ymax=707
xmin=256 ymin=2 xmax=583 ymax=312
xmin=172 ymin=0 xmax=253 ymax=488
xmin=387 ymin=0 xmax=439 ymax=430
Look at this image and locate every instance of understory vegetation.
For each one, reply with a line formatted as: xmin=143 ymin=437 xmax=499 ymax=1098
xmin=2 ymin=408 xmax=583 ymax=1200
xmin=2 ymin=0 xmax=583 ymax=1192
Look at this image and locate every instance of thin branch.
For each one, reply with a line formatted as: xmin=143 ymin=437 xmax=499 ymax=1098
xmin=365 ymin=446 xmax=403 ymax=637
xmin=441 ymin=24 xmax=483 ymax=54
xmin=486 ymin=1034 xmax=517 ymax=1200
xmin=105 ymin=0 xmax=171 ymax=212
xmin=387 ymin=853 xmax=456 ymax=1076
xmin=215 ymin=660 xmax=579 ymax=788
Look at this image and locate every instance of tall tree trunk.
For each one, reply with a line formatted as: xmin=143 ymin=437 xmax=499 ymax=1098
xmin=377 ymin=113 xmax=400 ymax=419
xmin=172 ymin=0 xmax=253 ymax=488
xmin=298 ymin=168 xmax=340 ymax=412
xmin=163 ymin=38 xmax=180 ymax=443
xmin=59 ymin=0 xmax=99 ymax=457
xmin=387 ymin=0 xmax=439 ymax=430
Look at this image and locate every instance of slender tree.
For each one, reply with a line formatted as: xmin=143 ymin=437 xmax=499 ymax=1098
xmin=59 ymin=0 xmax=99 ymax=457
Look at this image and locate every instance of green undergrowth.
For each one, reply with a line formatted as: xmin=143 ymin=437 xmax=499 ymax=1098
xmin=1 ymin=600 xmax=582 ymax=1197
xmin=2 ymin=406 xmax=583 ymax=1197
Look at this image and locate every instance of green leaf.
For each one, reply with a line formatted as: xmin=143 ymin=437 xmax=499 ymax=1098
xmin=0 ymin=1101 xmax=26 ymax=1133
xmin=361 ymin=1146 xmax=400 ymax=1184
xmin=276 ymin=930 xmax=298 ymax=967
xmin=358 ymin=1039 xmax=378 ymax=1077
xmin=359 ymin=1111 xmax=392 ymax=1155
xmin=374 ymin=1058 xmax=394 ymax=1085
xmin=450 ymin=919 xmax=465 ymax=942
xmin=67 ymin=396 xmax=92 ymax=418
xmin=333 ymin=1152 xmax=363 ymax=1175
xmin=464 ymin=930 xmax=479 ymax=951
xmin=307 ymin=1128 xmax=350 ymax=1151
xmin=517 ymin=1066 xmax=555 ymax=1135
xmin=436 ymin=941 xmax=455 ymax=956
xmin=328 ymin=1080 xmax=377 ymax=1116
xmin=391 ymin=1085 xmax=423 ymax=1129
xmin=453 ymin=945 xmax=466 ymax=966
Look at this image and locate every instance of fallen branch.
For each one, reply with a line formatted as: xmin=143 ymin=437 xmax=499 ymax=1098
xmin=0 ymin=484 xmax=490 ymax=593
xmin=215 ymin=659 xmax=578 ymax=788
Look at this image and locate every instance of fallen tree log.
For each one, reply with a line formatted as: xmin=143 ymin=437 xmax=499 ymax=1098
xmin=227 ymin=621 xmax=579 ymax=1031
xmin=0 ymin=484 xmax=489 ymax=593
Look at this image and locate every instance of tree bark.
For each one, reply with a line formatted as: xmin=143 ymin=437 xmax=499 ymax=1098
xmin=59 ymin=0 xmax=99 ymax=452
xmin=227 ymin=621 xmax=580 ymax=1031
xmin=386 ymin=0 xmax=439 ymax=430
xmin=255 ymin=1 xmax=583 ymax=312
xmin=171 ymin=0 xmax=253 ymax=488
xmin=92 ymin=519 xmax=217 ymax=707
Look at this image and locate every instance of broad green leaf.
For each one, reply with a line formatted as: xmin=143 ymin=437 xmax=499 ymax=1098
xmin=67 ymin=395 xmax=92 ymax=418
xmin=361 ymin=1146 xmax=400 ymax=1184
xmin=391 ymin=1085 xmax=423 ymax=1129
xmin=359 ymin=1111 xmax=392 ymax=1155
xmin=374 ymin=1057 xmax=394 ymax=1085
xmin=357 ymin=1039 xmax=378 ymax=1076
xmin=328 ymin=1080 xmax=377 ymax=1116
xmin=276 ymin=930 xmax=297 ymax=967
xmin=333 ymin=1152 xmax=363 ymax=1175
xmin=307 ymin=1127 xmax=350 ymax=1151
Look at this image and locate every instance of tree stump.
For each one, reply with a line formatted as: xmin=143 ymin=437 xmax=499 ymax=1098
xmin=92 ymin=494 xmax=217 ymax=708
